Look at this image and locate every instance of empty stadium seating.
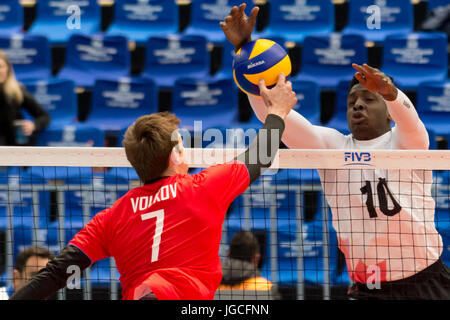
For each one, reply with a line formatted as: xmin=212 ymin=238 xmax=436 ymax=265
xmin=28 ymin=0 xmax=101 ymax=44
xmin=0 ymin=0 xmax=23 ymax=36
xmin=291 ymin=79 xmax=321 ymax=125
xmin=58 ymin=34 xmax=131 ymax=88
xmin=417 ymin=80 xmax=450 ymax=138
xmin=294 ymin=33 xmax=368 ymax=90
xmin=324 ymin=80 xmax=351 ymax=134
xmin=107 ymin=0 xmax=179 ymax=44
xmin=23 ymin=78 xmax=78 ymax=127
xmin=256 ymin=0 xmax=335 ymax=43
xmin=141 ymin=35 xmax=211 ymax=90
xmin=23 ymin=78 xmax=106 ymax=147
xmin=183 ymin=0 xmax=243 ymax=44
xmin=0 ymin=170 xmax=50 ymax=231
xmin=381 ymin=32 xmax=448 ymax=90
xmin=171 ymin=77 xmax=239 ymax=132
xmin=427 ymin=0 xmax=450 ymax=11
xmin=82 ymin=77 xmax=158 ymax=133
xmin=342 ymin=0 xmax=414 ymax=43
xmin=0 ymin=34 xmax=51 ymax=81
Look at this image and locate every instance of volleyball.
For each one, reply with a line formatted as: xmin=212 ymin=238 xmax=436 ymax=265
xmin=232 ymin=39 xmax=292 ymax=96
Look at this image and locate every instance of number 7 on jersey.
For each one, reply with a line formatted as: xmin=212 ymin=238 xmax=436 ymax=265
xmin=141 ymin=209 xmax=165 ymax=263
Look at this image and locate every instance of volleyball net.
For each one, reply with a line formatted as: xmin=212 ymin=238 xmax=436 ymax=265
xmin=0 ymin=147 xmax=449 ymax=300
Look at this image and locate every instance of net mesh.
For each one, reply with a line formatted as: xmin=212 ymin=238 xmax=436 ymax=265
xmin=0 ymin=147 xmax=449 ymax=300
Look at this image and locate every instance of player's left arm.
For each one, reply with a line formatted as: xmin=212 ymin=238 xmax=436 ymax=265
xmin=352 ymin=63 xmax=429 ymax=150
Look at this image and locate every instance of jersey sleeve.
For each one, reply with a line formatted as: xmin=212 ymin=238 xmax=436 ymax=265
xmin=193 ymin=161 xmax=250 ymax=211
xmin=385 ymin=89 xmax=429 ymax=150
xmin=69 ymin=208 xmax=111 ymax=263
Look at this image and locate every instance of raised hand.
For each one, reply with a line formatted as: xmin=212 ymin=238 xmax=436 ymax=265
xmin=219 ymin=3 xmax=259 ymax=51
xmin=352 ymin=63 xmax=398 ymax=101
xmin=258 ymin=73 xmax=297 ymax=120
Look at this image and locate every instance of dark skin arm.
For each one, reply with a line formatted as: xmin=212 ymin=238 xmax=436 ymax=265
xmin=219 ymin=3 xmax=259 ymax=51
xmin=352 ymin=63 xmax=398 ymax=101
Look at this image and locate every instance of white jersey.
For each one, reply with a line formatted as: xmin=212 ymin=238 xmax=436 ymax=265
xmin=249 ymin=89 xmax=443 ymax=283
xmin=318 ymin=129 xmax=441 ymax=282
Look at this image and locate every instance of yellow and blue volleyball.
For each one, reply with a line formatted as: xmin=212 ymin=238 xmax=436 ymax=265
xmin=233 ymin=39 xmax=291 ymax=96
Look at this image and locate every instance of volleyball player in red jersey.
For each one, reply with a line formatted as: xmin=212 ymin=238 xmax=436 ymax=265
xmin=9 ymin=73 xmax=297 ymax=300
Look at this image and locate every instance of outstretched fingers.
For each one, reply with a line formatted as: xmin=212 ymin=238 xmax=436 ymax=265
xmin=354 ymin=72 xmax=367 ymax=85
xmin=238 ymin=3 xmax=247 ymax=15
xmin=248 ymin=6 xmax=259 ymax=25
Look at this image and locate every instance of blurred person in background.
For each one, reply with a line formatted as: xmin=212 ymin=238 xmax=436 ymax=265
xmin=0 ymin=246 xmax=55 ymax=299
xmin=0 ymin=50 xmax=50 ymax=146
xmin=218 ymin=230 xmax=281 ymax=300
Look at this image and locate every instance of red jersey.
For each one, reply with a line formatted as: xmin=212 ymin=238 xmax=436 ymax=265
xmin=69 ymin=161 xmax=249 ymax=300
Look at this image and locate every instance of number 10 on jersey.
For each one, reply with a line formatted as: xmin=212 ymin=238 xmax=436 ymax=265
xmin=141 ymin=209 xmax=165 ymax=263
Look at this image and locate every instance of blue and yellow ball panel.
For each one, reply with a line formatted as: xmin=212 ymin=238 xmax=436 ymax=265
xmin=233 ymin=39 xmax=292 ymax=96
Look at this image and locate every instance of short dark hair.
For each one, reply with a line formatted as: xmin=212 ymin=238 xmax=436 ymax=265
xmin=15 ymin=246 xmax=55 ymax=274
xmin=229 ymin=231 xmax=260 ymax=263
xmin=122 ymin=112 xmax=181 ymax=184
xmin=348 ymin=74 xmax=395 ymax=94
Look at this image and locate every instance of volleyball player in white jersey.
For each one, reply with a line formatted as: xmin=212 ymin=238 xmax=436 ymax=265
xmin=221 ymin=4 xmax=450 ymax=299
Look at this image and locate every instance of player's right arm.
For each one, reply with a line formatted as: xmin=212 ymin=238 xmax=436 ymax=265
xmin=220 ymin=3 xmax=345 ymax=150
xmin=195 ymin=73 xmax=297 ymax=214
xmin=247 ymin=95 xmax=345 ymax=149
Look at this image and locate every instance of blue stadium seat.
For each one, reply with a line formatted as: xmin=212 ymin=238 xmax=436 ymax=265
xmin=324 ymin=80 xmax=351 ymax=135
xmin=141 ymin=35 xmax=210 ymax=90
xmin=108 ymin=167 xmax=140 ymax=186
xmin=255 ymin=0 xmax=335 ymax=43
xmin=0 ymin=34 xmax=51 ymax=82
xmin=0 ymin=0 xmax=23 ymax=36
xmin=26 ymin=166 xmax=94 ymax=182
xmin=172 ymin=77 xmax=239 ymax=132
xmin=417 ymin=81 xmax=450 ymax=138
xmin=89 ymin=258 xmax=120 ymax=287
xmin=37 ymin=125 xmax=105 ymax=148
xmin=107 ymin=0 xmax=178 ymax=44
xmin=427 ymin=129 xmax=438 ymax=150
xmin=22 ymin=78 xmax=77 ymax=127
xmin=342 ymin=0 xmax=413 ymax=43
xmin=82 ymin=77 xmax=158 ymax=133
xmin=427 ymin=0 xmax=450 ymax=11
xmin=28 ymin=0 xmax=101 ymax=44
xmin=58 ymin=34 xmax=130 ymax=88
xmin=434 ymin=172 xmax=450 ymax=267
xmin=23 ymin=78 xmax=106 ymax=148
xmin=0 ymin=171 xmax=50 ymax=231
xmin=43 ymin=171 xmax=130 ymax=247
xmin=226 ymin=169 xmax=325 ymax=286
xmin=291 ymin=80 xmax=321 ymax=125
xmin=294 ymin=34 xmax=367 ymax=90
xmin=381 ymin=32 xmax=448 ymax=90
xmin=214 ymin=40 xmax=236 ymax=80
xmin=183 ymin=0 xmax=243 ymax=44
